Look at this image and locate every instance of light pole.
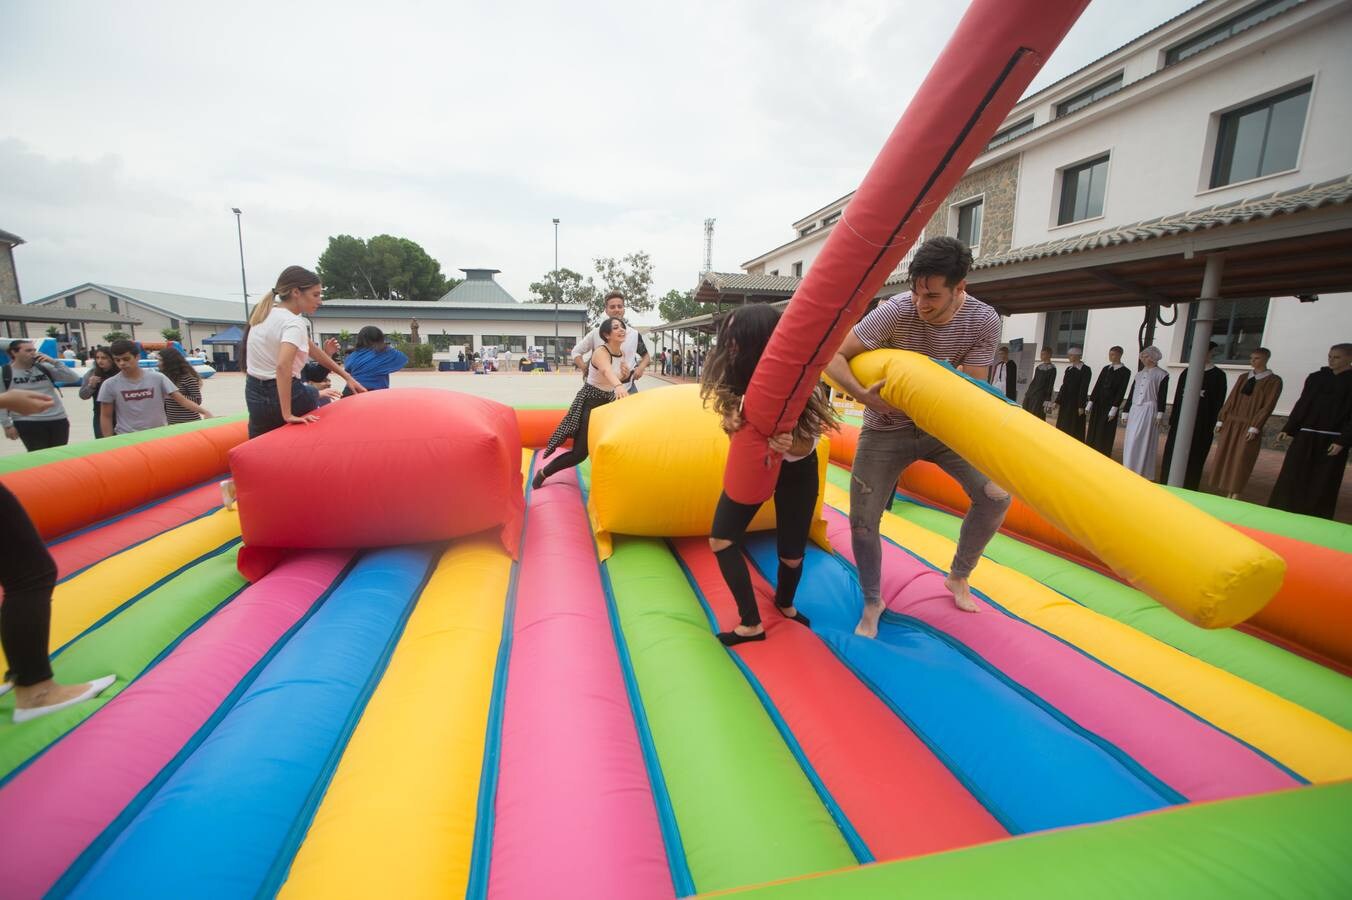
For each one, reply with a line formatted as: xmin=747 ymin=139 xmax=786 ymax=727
xmin=552 ymin=217 xmax=560 ymax=367
xmin=231 ymin=208 xmax=249 ymax=323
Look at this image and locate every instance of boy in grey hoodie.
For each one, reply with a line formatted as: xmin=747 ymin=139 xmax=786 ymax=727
xmin=1 ymin=340 xmax=79 ymax=451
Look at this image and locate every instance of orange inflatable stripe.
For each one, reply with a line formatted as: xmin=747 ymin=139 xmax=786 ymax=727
xmin=0 ymin=422 xmax=247 ymax=540
xmin=832 ymin=423 xmax=1352 ymax=669
xmin=514 ymin=408 xmax=565 ymax=448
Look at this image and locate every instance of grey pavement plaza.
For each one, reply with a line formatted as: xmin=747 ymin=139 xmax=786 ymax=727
xmin=1 ymin=369 xmax=678 ymax=459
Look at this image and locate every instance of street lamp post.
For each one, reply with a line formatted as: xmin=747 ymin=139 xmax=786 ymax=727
xmin=231 ymin=208 xmax=249 ymax=323
xmin=552 ymin=217 xmax=560 ymax=368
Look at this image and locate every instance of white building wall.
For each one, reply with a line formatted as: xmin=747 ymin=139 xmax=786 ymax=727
xmin=309 ymin=315 xmax=586 ymax=353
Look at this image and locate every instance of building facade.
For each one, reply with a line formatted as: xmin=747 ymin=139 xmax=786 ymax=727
xmin=24 ymin=284 xmax=246 ymax=351
xmin=737 ymin=0 xmax=1352 ymax=416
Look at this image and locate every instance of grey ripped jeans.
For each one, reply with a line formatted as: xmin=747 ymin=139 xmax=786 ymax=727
xmin=850 ymin=423 xmax=1011 ymax=604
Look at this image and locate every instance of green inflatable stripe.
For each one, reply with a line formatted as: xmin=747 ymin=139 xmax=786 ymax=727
xmin=0 ymin=415 xmax=246 ymax=477
xmin=0 ymin=548 xmax=246 ymax=779
xmin=1163 ymin=486 xmax=1352 ymax=554
xmin=823 ymin=466 xmax=1352 ymax=731
xmin=605 ymin=537 xmax=856 ymax=893
xmin=717 ymin=781 xmax=1352 ymax=899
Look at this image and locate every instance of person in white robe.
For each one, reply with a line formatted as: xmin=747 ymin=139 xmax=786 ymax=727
xmin=1121 ymin=346 xmax=1170 ymax=478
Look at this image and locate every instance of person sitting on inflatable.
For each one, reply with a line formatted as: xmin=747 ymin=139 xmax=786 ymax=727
xmin=341 ymin=326 xmax=409 ymax=395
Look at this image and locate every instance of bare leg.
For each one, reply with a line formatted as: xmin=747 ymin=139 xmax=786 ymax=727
xmin=854 ymin=599 xmax=884 ymax=638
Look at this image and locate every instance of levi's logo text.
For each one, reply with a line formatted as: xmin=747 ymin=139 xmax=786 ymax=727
xmin=121 ymin=388 xmax=155 ymax=401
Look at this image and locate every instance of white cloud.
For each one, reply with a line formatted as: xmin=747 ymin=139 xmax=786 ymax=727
xmin=2 ymin=0 xmax=1198 ymax=320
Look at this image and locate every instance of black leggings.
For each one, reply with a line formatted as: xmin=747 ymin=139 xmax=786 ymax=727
xmin=15 ymin=419 xmax=70 ymax=452
xmin=710 ymin=453 xmax=819 ymax=627
xmin=0 ymin=483 xmax=57 ymax=686
xmin=541 ymin=402 xmax=597 ymax=479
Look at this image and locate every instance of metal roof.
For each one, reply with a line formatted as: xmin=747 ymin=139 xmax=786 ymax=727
xmin=433 ymin=268 xmax=520 ymax=306
xmin=0 ymin=228 xmax=25 ymax=247
xmin=26 ymin=283 xmax=246 ymax=324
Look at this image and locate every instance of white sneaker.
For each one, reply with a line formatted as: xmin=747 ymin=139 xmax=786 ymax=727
xmin=12 ymin=675 xmax=117 ymax=724
xmin=219 ymin=479 xmax=237 ymax=511
xmin=0 ymin=681 xmax=11 ymax=698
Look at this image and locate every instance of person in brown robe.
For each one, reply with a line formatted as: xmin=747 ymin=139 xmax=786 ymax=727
xmin=1209 ymin=348 xmax=1282 ymax=498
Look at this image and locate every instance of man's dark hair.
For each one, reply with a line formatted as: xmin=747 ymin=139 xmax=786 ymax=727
xmin=109 ymin=339 xmax=138 ymax=358
xmin=1253 ymin=347 xmax=1272 ymax=359
xmin=1110 ymin=345 xmax=1124 ymax=354
xmin=1330 ymin=343 xmax=1351 ymax=354
xmin=909 ymin=236 xmax=973 ymax=288
xmin=603 ymin=290 xmax=626 ymax=304
xmin=8 ymin=340 xmax=31 ymax=355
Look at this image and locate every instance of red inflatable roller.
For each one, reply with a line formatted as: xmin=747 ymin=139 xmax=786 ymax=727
xmin=515 ymin=408 xmax=566 ymax=448
xmin=229 ymin=389 xmax=523 ymax=579
xmin=725 ymin=0 xmax=1089 ymax=504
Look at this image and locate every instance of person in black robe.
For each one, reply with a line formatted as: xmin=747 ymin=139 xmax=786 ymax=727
xmin=1023 ymin=347 xmax=1056 ymax=419
xmin=1054 ymin=347 xmax=1090 ymax=441
xmin=1269 ymin=343 xmax=1352 ymax=519
xmin=988 ymin=346 xmax=1018 ymax=400
xmin=1084 ymin=345 xmax=1131 ymax=456
xmin=1160 ymin=342 xmax=1228 ymax=490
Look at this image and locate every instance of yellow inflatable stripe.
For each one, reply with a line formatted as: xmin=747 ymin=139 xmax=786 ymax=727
xmin=824 ymin=483 xmax=1352 ymax=782
xmin=279 ymin=536 xmax=513 ymax=900
xmin=1 ymin=509 xmax=240 ymax=673
xmin=839 ymin=351 xmax=1285 ymax=628
xmin=521 ymin=448 xmax=533 ymax=488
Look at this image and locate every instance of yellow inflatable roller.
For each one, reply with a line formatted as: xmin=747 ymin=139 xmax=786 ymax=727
xmin=825 ymin=482 xmax=1352 ymax=782
xmin=838 ymin=351 xmax=1285 ymax=628
xmin=586 ymin=384 xmax=831 ymax=560
xmin=1 ymin=510 xmax=241 ymax=673
xmin=280 ymin=536 xmax=513 ymax=899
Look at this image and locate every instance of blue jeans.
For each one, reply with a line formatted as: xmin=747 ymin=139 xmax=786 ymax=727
xmin=245 ymin=376 xmax=318 ymax=439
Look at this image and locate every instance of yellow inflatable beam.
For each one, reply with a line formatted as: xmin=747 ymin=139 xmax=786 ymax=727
xmin=824 ymin=482 xmax=1352 ymax=782
xmin=586 ymin=384 xmax=831 ymax=559
xmin=279 ymin=536 xmax=514 ymax=899
xmin=836 ymin=351 xmax=1285 ymax=628
xmin=1 ymin=510 xmax=240 ymax=673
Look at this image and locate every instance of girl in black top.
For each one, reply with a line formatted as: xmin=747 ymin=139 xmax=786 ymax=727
xmin=79 ymin=348 xmax=119 ymax=438
xmin=702 ymin=304 xmax=838 ymax=645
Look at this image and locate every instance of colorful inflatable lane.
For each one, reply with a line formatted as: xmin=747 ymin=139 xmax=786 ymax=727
xmin=1 ymin=399 xmax=1350 ymax=898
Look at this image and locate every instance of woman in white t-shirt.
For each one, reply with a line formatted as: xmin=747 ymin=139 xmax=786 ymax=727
xmin=244 ymin=266 xmax=365 ymax=439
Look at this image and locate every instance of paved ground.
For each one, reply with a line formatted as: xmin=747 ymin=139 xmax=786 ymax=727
xmin=8 ymin=369 xmax=1349 ymax=522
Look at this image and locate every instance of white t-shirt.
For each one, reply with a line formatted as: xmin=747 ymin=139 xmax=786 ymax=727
xmin=247 ymin=307 xmax=311 ymax=379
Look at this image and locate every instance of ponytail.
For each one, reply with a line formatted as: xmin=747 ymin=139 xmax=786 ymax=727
xmin=248 ymin=289 xmax=278 ymax=327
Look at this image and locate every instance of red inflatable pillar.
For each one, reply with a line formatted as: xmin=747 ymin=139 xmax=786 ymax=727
xmin=724 ymin=0 xmax=1089 ymax=504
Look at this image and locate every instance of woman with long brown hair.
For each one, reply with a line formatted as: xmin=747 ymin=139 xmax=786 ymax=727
xmin=158 ymin=345 xmax=204 ymax=425
xmin=244 ymin=266 xmax=365 ymax=439
xmin=79 ymin=347 xmax=119 ymax=438
xmin=701 ymin=303 xmax=838 ymax=645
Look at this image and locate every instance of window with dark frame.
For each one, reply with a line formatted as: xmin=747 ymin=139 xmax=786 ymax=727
xmin=1054 ymin=73 xmax=1123 ymax=118
xmin=1209 ymin=83 xmax=1310 ymax=188
xmin=1042 ymin=309 xmax=1089 ymax=357
xmin=108 ymin=296 xmax=119 ymax=313
xmin=170 ymin=318 xmax=180 ymax=330
xmin=792 ymin=261 xmax=803 ymax=277
xmin=986 ymin=116 xmax=1035 ymax=150
xmin=956 ymin=199 xmax=984 ymax=252
xmin=1057 ymin=155 xmax=1110 ymax=225
xmin=822 ymin=212 xmax=842 ymax=226
xmin=1181 ymin=298 xmax=1269 ymax=363
xmin=65 ymin=295 xmax=76 ymax=308
xmin=1164 ymin=0 xmax=1300 ymax=66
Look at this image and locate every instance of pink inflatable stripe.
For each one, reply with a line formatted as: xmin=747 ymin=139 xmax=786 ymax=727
xmin=0 ymin=550 xmax=350 ymax=899
xmin=823 ymin=509 xmax=1294 ymax=802
xmin=50 ymin=483 xmax=222 ymax=580
xmin=487 ymin=459 xmax=671 ymax=900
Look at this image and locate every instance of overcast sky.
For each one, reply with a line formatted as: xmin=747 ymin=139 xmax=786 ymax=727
xmin=3 ymin=0 xmax=1198 ymax=322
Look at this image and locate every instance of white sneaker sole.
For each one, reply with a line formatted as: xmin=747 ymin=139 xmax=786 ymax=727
xmin=12 ymin=675 xmax=117 ymax=724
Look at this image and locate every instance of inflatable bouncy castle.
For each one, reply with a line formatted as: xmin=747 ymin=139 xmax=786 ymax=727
xmin=2 ymin=0 xmax=1350 ymax=894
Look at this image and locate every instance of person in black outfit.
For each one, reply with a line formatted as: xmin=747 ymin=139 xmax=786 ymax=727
xmin=0 ymin=388 xmax=115 ymax=722
xmin=1023 ymin=347 xmax=1056 ymax=418
xmin=1269 ymin=343 xmax=1352 ymax=519
xmin=988 ymin=346 xmax=1017 ymax=400
xmin=1160 ymin=342 xmax=1228 ymax=490
xmin=1084 ymin=345 xmax=1131 ymax=456
xmin=534 ymin=317 xmax=631 ymax=488
xmin=79 ymin=347 xmax=120 ymax=438
xmin=702 ymin=304 xmax=838 ymax=646
xmin=1054 ymin=347 xmax=1091 ymax=441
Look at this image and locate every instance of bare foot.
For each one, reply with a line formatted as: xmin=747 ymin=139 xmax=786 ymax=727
xmin=854 ymin=600 xmax=884 ymax=638
xmin=944 ymin=575 xmax=981 ymax=613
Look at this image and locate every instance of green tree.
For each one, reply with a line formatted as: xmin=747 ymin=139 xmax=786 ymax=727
xmin=45 ymin=325 xmax=62 ymax=338
xmin=657 ymin=288 xmax=708 ymax=323
xmin=316 ymin=234 xmax=455 ymax=302
xmin=593 ymin=251 xmax=654 ymax=318
xmin=161 ymin=328 xmax=182 ymax=342
xmin=529 ymin=267 xmax=598 ymax=310
xmin=104 ymin=330 xmax=131 ymax=342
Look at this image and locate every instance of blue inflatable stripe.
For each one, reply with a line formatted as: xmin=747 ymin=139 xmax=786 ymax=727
xmin=671 ymin=543 xmax=875 ymax=866
xmin=743 ymin=536 xmax=1169 ymax=834
xmin=65 ymin=546 xmax=439 ymax=900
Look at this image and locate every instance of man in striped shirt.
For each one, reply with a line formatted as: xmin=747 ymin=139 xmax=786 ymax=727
xmin=825 ymin=236 xmax=1011 ymax=637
